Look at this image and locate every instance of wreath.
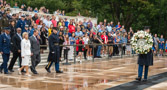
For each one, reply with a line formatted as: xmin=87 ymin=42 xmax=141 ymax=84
xmin=131 ymin=31 xmax=153 ymax=54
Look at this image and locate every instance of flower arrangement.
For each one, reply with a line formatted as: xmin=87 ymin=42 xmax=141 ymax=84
xmin=131 ymin=30 xmax=153 ymax=54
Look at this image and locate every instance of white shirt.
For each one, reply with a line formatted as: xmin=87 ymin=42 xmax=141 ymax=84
xmin=83 ymin=37 xmax=89 ymax=44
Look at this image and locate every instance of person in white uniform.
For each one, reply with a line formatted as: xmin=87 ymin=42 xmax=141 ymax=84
xmin=18 ymin=32 xmax=31 ymax=76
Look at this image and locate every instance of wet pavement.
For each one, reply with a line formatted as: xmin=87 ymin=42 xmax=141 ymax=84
xmin=0 ymin=56 xmax=167 ymax=90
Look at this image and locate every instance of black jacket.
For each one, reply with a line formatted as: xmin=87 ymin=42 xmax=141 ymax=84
xmin=138 ymin=35 xmax=154 ymax=66
xmin=48 ymin=33 xmax=60 ymax=63
xmin=12 ymin=34 xmax=22 ymax=52
xmin=138 ymin=51 xmax=153 ymax=66
xmin=9 ymin=25 xmax=16 ymax=38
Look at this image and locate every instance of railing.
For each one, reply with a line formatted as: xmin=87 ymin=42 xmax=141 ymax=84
xmin=40 ymin=43 xmax=136 ymax=65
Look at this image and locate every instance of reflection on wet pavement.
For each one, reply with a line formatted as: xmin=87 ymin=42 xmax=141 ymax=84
xmin=0 ymin=56 xmax=167 ymax=90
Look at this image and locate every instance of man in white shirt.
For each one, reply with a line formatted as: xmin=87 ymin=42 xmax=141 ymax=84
xmin=43 ymin=16 xmax=52 ymax=31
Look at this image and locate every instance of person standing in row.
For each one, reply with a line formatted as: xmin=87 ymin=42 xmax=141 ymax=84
xmin=0 ymin=27 xmax=11 ymax=74
xmin=18 ymin=32 xmax=31 ymax=76
xmin=8 ymin=28 xmax=23 ymax=72
xmin=29 ymin=30 xmax=41 ymax=74
xmin=45 ymin=27 xmax=63 ymax=73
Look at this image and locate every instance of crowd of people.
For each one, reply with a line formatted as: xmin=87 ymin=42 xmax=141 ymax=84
xmin=0 ymin=1 xmax=167 ymax=76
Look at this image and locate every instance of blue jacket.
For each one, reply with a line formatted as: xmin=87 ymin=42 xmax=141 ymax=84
xmin=16 ymin=19 xmax=26 ymax=30
xmin=0 ymin=34 xmax=11 ymax=54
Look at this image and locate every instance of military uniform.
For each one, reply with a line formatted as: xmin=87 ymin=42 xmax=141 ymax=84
xmin=0 ymin=15 xmax=10 ymax=34
xmin=45 ymin=31 xmax=63 ymax=73
xmin=0 ymin=28 xmax=11 ymax=74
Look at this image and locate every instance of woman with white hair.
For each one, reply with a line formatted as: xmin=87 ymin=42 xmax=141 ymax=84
xmin=18 ymin=32 xmax=31 ymax=76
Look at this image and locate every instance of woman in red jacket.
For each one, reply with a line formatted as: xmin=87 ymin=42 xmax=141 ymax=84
xmin=68 ymin=21 xmax=75 ymax=36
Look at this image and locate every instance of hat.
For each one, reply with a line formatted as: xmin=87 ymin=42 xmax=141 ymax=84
xmin=25 ymin=25 xmax=29 ymax=27
xmin=3 ymin=27 xmax=10 ymax=31
xmin=52 ymin=27 xmax=58 ymax=31
xmin=26 ymin=14 xmax=29 ymax=17
xmin=21 ymin=15 xmax=25 ymax=17
xmin=144 ymin=26 xmax=150 ymax=30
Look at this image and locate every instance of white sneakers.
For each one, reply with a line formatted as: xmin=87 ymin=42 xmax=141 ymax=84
xmin=18 ymin=68 xmax=21 ymax=75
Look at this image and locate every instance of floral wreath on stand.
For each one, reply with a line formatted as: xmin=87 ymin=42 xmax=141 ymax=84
xmin=131 ymin=30 xmax=153 ymax=54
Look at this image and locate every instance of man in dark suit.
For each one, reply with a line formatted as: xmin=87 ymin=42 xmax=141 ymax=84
xmin=8 ymin=28 xmax=22 ymax=72
xmin=45 ymin=27 xmax=63 ymax=73
xmin=136 ymin=27 xmax=154 ymax=82
xmin=0 ymin=27 xmax=11 ymax=74
xmin=29 ymin=30 xmax=41 ymax=74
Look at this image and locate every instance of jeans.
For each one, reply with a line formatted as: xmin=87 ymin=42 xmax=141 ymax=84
xmin=97 ymin=45 xmax=102 ymax=56
xmin=138 ymin=65 xmax=149 ymax=79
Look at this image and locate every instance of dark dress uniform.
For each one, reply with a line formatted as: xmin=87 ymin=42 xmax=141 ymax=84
xmin=137 ymin=35 xmax=154 ymax=81
xmin=45 ymin=32 xmax=61 ymax=73
xmin=0 ymin=29 xmax=11 ymax=74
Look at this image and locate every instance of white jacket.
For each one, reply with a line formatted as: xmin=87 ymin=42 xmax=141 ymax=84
xmin=21 ymin=39 xmax=31 ymax=57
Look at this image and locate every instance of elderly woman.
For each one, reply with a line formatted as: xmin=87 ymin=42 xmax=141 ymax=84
xmin=18 ymin=32 xmax=31 ymax=76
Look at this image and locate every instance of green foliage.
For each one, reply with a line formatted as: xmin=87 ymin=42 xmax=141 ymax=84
xmin=6 ymin=0 xmax=167 ymax=38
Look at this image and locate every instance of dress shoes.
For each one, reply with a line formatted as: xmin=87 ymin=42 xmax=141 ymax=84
xmin=142 ymin=79 xmax=147 ymax=82
xmin=45 ymin=67 xmax=51 ymax=73
xmin=56 ymin=71 xmax=63 ymax=73
xmin=9 ymin=69 xmax=14 ymax=72
xmin=135 ymin=77 xmax=141 ymax=81
xmin=4 ymin=72 xmax=11 ymax=74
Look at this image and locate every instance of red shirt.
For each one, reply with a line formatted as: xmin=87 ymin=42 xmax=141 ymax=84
xmin=76 ymin=39 xmax=84 ymax=51
xmin=68 ymin=24 xmax=75 ymax=33
xmin=36 ymin=19 xmax=40 ymax=25
xmin=101 ymin=35 xmax=108 ymax=44
xmin=51 ymin=19 xmax=57 ymax=27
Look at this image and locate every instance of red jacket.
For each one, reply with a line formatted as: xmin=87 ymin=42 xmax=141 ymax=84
xmin=76 ymin=39 xmax=84 ymax=51
xmin=68 ymin=24 xmax=75 ymax=33
xmin=101 ymin=35 xmax=108 ymax=44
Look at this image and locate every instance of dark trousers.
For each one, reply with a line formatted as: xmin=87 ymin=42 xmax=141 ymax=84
xmin=30 ymin=54 xmax=41 ymax=73
xmin=122 ymin=46 xmax=126 ymax=55
xmin=0 ymin=54 xmax=10 ymax=73
xmin=138 ymin=65 xmax=149 ymax=79
xmin=8 ymin=52 xmax=22 ymax=70
xmin=64 ymin=49 xmax=69 ymax=60
xmin=93 ymin=47 xmax=97 ymax=57
xmin=84 ymin=49 xmax=87 ymax=59
xmin=60 ymin=46 xmax=63 ymax=58
xmin=46 ymin=61 xmax=59 ymax=71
